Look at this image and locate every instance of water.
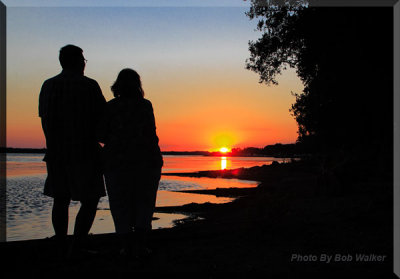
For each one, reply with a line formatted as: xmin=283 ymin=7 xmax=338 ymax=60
xmin=6 ymin=153 xmax=287 ymax=241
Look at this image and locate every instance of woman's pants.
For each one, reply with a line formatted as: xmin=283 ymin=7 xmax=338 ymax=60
xmin=104 ymin=168 xmax=161 ymax=234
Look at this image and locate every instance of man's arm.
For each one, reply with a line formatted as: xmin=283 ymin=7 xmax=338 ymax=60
xmin=38 ymin=80 xmax=50 ymax=138
xmin=93 ymin=81 xmax=107 ymax=143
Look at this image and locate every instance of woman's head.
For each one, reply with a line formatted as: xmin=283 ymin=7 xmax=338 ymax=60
xmin=111 ymin=68 xmax=144 ymax=99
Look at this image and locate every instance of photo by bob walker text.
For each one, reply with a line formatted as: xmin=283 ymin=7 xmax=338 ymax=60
xmin=290 ymin=253 xmax=387 ymax=264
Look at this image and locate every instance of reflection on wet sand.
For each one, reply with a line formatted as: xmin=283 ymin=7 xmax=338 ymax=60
xmin=8 ymin=207 xmax=190 ymax=241
xmin=89 ymin=210 xmax=188 ymax=235
xmin=88 ymin=191 xmax=232 ymax=239
xmin=6 ymin=162 xmax=47 ymax=177
xmin=161 ymin=175 xmax=258 ymax=190
xmin=156 ymin=190 xmax=233 ymax=207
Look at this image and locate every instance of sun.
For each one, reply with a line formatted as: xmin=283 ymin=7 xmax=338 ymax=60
xmin=219 ymin=147 xmax=230 ymax=153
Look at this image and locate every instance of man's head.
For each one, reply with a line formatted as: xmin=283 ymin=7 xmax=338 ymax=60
xmin=59 ymin=45 xmax=86 ymax=73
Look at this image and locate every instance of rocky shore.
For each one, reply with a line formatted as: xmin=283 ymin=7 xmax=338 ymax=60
xmin=1 ymin=160 xmax=393 ymax=275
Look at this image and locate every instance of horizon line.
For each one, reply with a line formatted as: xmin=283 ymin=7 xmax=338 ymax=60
xmin=1 ymin=142 xmax=299 ymax=152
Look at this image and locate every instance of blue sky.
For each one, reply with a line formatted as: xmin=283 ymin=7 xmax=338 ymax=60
xmin=7 ymin=6 xmax=261 ymax=99
xmin=2 ymin=0 xmax=251 ymax=7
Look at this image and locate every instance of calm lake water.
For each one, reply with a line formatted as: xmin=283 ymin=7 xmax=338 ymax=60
xmin=6 ymin=153 xmax=288 ymax=242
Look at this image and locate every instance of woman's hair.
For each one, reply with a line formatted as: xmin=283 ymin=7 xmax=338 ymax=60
xmin=111 ymin=68 xmax=145 ymax=99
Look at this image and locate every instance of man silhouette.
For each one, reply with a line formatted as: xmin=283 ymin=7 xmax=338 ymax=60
xmin=39 ymin=45 xmax=106 ymax=256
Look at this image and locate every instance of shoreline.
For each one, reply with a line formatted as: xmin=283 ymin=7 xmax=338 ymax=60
xmin=2 ymin=148 xmax=302 ymax=158
xmin=0 ymin=160 xmax=393 ymax=274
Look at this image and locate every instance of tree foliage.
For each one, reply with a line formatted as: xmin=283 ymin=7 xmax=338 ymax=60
xmin=246 ymin=1 xmax=393 ymax=160
xmin=246 ymin=0 xmax=308 ymax=85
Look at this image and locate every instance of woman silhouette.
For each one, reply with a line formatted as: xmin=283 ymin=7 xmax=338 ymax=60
xmin=98 ymin=68 xmax=163 ymax=257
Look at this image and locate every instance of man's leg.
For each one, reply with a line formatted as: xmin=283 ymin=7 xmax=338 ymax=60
xmin=52 ymin=197 xmax=70 ymax=237
xmin=51 ymin=197 xmax=70 ymax=259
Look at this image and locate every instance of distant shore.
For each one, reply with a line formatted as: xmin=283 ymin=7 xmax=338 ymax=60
xmin=1 ymin=146 xmax=303 ymax=158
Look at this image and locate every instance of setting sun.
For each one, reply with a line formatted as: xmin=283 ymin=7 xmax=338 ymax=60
xmin=219 ymin=147 xmax=230 ymax=153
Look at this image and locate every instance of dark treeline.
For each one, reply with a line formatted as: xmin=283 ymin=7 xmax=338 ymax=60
xmin=210 ymin=143 xmax=304 ymax=157
xmin=162 ymin=143 xmax=308 ymax=158
xmin=165 ymin=143 xmax=305 ymax=157
xmin=246 ymin=1 xmax=393 ymax=178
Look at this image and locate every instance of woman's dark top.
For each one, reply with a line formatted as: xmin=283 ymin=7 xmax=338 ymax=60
xmin=98 ymin=97 xmax=163 ymax=172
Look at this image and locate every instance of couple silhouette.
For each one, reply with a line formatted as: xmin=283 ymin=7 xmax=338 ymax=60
xmin=38 ymin=45 xmax=163 ymax=259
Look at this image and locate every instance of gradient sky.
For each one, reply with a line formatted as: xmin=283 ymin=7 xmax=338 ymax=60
xmin=5 ymin=1 xmax=304 ymax=151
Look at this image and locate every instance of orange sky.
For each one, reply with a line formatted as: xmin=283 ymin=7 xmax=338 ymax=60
xmin=6 ymin=6 xmax=304 ymax=151
xmin=6 ymin=66 xmax=302 ymax=151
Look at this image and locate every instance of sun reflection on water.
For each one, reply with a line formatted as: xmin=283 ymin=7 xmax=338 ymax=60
xmin=221 ymin=157 xmax=227 ymax=170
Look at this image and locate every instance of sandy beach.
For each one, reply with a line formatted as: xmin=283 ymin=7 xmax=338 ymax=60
xmin=0 ymin=160 xmax=393 ymax=275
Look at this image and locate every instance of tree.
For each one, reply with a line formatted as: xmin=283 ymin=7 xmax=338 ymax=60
xmin=246 ymin=1 xmax=393 ymax=165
